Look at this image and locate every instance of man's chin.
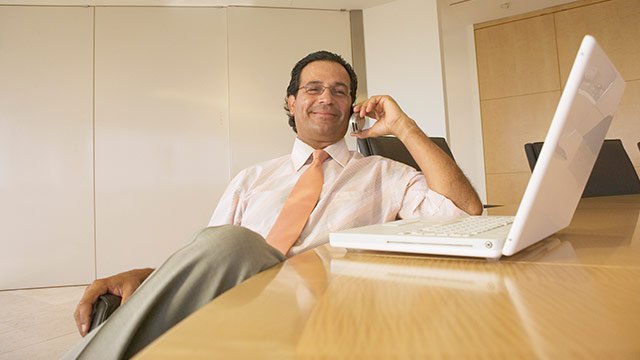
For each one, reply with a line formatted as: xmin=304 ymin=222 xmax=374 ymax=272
xmin=312 ymin=128 xmax=348 ymax=142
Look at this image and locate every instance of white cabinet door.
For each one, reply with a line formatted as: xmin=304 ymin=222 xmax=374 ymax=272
xmin=94 ymin=7 xmax=230 ymax=277
xmin=227 ymin=7 xmax=352 ymax=176
xmin=0 ymin=6 xmax=94 ymax=289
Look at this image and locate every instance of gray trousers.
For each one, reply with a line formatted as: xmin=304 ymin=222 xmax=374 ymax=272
xmin=63 ymin=225 xmax=285 ymax=360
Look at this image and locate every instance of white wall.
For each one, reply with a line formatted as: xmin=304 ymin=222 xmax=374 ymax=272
xmin=361 ymin=0 xmax=488 ymax=200
xmin=0 ymin=5 xmax=353 ymax=289
xmin=437 ymin=4 xmax=486 ymax=201
xmin=362 ymin=0 xmax=447 ymax=138
xmin=227 ymin=7 xmax=352 ymax=176
xmin=0 ymin=6 xmax=95 ymax=289
xmin=94 ymin=7 xmax=230 ymax=277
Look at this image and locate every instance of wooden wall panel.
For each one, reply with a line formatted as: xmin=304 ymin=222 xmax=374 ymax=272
xmin=555 ymin=0 xmax=640 ymax=170
xmin=481 ymin=92 xmax=561 ymax=174
xmin=475 ymin=14 xmax=560 ymax=100
xmin=485 ymin=173 xmax=532 ymax=215
xmin=555 ymin=0 xmax=640 ymax=85
xmin=477 ymin=0 xmax=640 ymax=208
xmin=608 ymin=80 xmax=640 ymax=170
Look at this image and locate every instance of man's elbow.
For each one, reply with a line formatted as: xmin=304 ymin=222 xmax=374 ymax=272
xmin=467 ymin=203 xmax=483 ymax=216
xmin=464 ymin=198 xmax=483 ymax=216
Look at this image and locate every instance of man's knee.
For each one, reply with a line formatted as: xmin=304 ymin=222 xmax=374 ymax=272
xmin=186 ymin=225 xmax=284 ymax=282
xmin=190 ymin=225 xmax=277 ymax=263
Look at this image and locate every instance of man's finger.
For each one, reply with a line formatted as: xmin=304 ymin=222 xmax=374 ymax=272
xmin=120 ymin=284 xmax=137 ymax=304
xmin=75 ymin=300 xmax=94 ymax=337
xmin=353 ymin=128 xmax=372 ymax=139
xmin=74 ymin=282 xmax=108 ymax=337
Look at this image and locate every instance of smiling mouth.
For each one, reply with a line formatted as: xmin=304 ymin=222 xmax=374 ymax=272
xmin=311 ymin=111 xmax=338 ymax=118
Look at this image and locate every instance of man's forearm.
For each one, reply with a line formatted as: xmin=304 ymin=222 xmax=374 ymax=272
xmin=396 ymin=119 xmax=483 ymax=215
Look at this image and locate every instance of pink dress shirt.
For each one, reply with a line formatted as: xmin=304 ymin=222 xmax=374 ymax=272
xmin=209 ymin=138 xmax=466 ymax=257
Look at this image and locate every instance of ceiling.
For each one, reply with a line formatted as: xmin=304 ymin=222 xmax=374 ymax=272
xmin=0 ymin=0 xmax=578 ymax=16
xmin=438 ymin=0 xmax=579 ymax=24
xmin=0 ymin=0 xmax=397 ymax=9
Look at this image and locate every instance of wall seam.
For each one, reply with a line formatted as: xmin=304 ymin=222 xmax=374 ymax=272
xmin=92 ymin=5 xmax=98 ymax=280
xmin=225 ymin=7 xmax=232 ymax=180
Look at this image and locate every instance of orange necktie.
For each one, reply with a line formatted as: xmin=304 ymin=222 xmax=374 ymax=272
xmin=266 ymin=149 xmax=329 ymax=255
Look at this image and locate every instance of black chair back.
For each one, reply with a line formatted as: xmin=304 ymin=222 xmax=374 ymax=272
xmin=524 ymin=139 xmax=640 ymax=197
xmin=357 ymin=136 xmax=454 ymax=171
xmin=358 ymin=136 xmax=501 ymax=208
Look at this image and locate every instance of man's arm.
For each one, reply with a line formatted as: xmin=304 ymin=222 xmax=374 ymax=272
xmin=353 ymin=95 xmax=483 ymax=215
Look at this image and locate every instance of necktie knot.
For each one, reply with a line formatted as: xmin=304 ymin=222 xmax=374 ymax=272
xmin=312 ymin=149 xmax=329 ymax=163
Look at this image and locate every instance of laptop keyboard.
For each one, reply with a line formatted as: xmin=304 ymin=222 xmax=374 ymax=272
xmin=397 ymin=216 xmax=514 ymax=237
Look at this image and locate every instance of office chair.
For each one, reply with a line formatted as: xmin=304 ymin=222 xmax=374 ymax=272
xmin=524 ymin=139 xmax=640 ymax=197
xmin=356 ymin=136 xmax=454 ymax=171
xmin=357 ymin=136 xmax=499 ymax=208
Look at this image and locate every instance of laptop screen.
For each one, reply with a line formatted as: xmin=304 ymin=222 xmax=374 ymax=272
xmin=502 ymin=35 xmax=626 ymax=256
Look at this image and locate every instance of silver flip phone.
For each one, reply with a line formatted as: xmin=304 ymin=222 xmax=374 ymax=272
xmin=349 ymin=113 xmax=366 ymax=133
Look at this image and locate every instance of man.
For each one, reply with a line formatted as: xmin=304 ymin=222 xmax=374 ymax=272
xmin=68 ymin=51 xmax=481 ymax=359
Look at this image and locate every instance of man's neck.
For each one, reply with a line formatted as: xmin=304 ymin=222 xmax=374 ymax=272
xmin=297 ymin=137 xmax=341 ymax=150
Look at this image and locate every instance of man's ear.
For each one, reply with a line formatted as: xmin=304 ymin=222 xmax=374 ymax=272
xmin=287 ymin=95 xmax=296 ymax=113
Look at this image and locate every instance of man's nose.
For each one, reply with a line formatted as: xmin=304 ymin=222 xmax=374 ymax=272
xmin=317 ymin=88 xmax=334 ymax=103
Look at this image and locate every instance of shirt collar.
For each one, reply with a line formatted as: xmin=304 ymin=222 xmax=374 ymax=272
xmin=291 ymin=138 xmax=350 ymax=171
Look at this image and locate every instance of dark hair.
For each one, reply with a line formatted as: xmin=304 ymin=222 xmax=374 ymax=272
xmin=284 ymin=50 xmax=358 ymax=132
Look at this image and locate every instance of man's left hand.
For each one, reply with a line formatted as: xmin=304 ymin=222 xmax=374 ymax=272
xmin=351 ymin=95 xmax=418 ymax=141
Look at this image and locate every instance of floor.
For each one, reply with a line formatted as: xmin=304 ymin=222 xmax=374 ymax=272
xmin=0 ymin=286 xmax=84 ymax=360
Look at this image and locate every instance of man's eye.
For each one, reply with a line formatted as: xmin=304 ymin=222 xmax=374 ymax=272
xmin=306 ymin=86 xmax=322 ymax=94
xmin=333 ymin=87 xmax=349 ymax=96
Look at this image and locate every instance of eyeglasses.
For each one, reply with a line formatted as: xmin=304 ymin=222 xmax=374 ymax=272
xmin=298 ymin=82 xmax=350 ymax=98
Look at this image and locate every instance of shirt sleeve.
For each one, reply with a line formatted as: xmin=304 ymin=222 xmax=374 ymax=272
xmin=207 ymin=170 xmax=247 ymax=227
xmin=396 ymin=172 xmax=467 ymax=219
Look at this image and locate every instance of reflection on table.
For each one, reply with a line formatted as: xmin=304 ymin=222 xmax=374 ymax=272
xmin=136 ymin=195 xmax=640 ymax=359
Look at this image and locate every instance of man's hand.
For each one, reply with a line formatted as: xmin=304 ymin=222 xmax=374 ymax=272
xmin=352 ymin=95 xmax=415 ymax=140
xmin=74 ymin=268 xmax=154 ymax=337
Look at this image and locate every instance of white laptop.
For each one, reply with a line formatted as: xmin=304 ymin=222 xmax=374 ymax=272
xmin=330 ymin=35 xmax=626 ymax=259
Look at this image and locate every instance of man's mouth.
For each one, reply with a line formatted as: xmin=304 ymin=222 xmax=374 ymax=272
xmin=309 ymin=107 xmax=339 ymax=118
xmin=311 ymin=111 xmax=337 ymax=117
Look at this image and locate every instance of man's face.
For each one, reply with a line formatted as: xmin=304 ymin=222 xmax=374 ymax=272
xmin=287 ymin=60 xmax=352 ymax=148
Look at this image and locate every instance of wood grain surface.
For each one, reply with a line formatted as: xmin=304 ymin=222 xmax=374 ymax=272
xmin=136 ymin=195 xmax=640 ymax=359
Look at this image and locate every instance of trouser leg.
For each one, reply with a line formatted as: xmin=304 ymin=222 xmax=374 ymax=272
xmin=63 ymin=225 xmax=284 ymax=360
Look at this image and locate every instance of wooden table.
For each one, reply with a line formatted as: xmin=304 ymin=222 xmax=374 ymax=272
xmin=136 ymin=195 xmax=640 ymax=358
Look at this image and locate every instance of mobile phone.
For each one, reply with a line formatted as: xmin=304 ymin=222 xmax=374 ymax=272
xmin=89 ymin=293 xmax=122 ymax=332
xmin=349 ymin=113 xmax=366 ymax=133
